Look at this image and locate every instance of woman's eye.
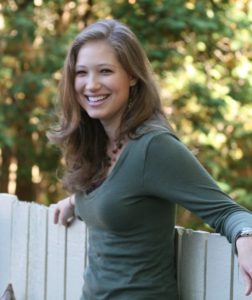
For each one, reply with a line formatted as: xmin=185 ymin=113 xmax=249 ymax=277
xmin=101 ymin=69 xmax=112 ymax=74
xmin=76 ymin=70 xmax=87 ymax=76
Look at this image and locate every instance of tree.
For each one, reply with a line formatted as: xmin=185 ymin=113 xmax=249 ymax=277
xmin=0 ymin=0 xmax=251 ymax=230
xmin=108 ymin=0 xmax=252 ymax=228
xmin=0 ymin=0 xmax=95 ymax=202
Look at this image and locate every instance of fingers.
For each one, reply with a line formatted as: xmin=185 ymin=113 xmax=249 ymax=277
xmin=240 ymin=268 xmax=252 ymax=296
xmin=53 ymin=198 xmax=75 ymax=227
xmin=66 ymin=216 xmax=75 ymax=227
xmin=54 ymin=207 xmax=60 ymax=224
xmin=61 ymin=216 xmax=69 ymax=227
xmin=54 ymin=208 xmax=67 ymax=226
xmin=56 ymin=214 xmax=74 ymax=227
xmin=237 ymin=237 xmax=252 ymax=296
xmin=244 ymin=272 xmax=252 ymax=296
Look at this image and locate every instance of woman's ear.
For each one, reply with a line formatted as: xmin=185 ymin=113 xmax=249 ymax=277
xmin=130 ymin=77 xmax=137 ymax=87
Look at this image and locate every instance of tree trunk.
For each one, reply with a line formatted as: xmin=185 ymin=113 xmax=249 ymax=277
xmin=0 ymin=147 xmax=11 ymax=193
xmin=15 ymin=144 xmax=35 ymax=202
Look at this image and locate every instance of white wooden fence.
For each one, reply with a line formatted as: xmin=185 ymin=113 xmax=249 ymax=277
xmin=0 ymin=193 xmax=250 ymax=300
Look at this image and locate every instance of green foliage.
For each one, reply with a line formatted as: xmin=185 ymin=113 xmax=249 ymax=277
xmin=0 ymin=0 xmax=252 ymax=229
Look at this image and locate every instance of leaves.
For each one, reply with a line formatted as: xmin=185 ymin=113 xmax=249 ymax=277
xmin=0 ymin=0 xmax=251 ymax=225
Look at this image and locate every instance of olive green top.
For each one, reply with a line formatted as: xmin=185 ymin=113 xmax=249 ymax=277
xmin=75 ymin=127 xmax=252 ymax=300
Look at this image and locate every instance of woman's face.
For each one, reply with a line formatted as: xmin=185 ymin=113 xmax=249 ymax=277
xmin=74 ymin=40 xmax=136 ymax=131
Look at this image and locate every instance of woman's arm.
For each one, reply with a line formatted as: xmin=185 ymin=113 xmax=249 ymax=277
xmin=143 ymin=132 xmax=252 ymax=295
xmin=143 ymin=133 xmax=252 ymax=241
xmin=54 ymin=195 xmax=75 ymax=226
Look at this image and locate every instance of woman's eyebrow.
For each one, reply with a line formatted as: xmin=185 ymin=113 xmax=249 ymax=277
xmin=75 ymin=63 xmax=118 ymax=69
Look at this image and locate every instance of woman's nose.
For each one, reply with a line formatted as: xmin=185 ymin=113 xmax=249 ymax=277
xmin=85 ymin=74 xmax=101 ymax=91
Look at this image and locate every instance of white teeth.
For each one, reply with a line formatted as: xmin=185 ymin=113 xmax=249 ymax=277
xmin=87 ymin=95 xmax=108 ymax=102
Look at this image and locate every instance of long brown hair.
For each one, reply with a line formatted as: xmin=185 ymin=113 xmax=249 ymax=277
xmin=48 ymin=19 xmax=168 ymax=193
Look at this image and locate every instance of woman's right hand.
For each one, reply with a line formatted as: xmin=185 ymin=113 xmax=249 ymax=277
xmin=54 ymin=195 xmax=75 ymax=226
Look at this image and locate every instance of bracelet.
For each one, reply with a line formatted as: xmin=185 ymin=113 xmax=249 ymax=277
xmin=235 ymin=227 xmax=252 ymax=254
xmin=237 ymin=227 xmax=252 ymax=239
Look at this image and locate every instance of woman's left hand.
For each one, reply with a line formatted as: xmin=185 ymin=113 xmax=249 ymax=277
xmin=236 ymin=236 xmax=252 ymax=296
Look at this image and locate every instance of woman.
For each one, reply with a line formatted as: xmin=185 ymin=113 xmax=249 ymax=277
xmin=50 ymin=19 xmax=252 ymax=299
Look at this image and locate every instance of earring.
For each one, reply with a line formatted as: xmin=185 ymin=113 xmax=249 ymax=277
xmin=127 ymin=97 xmax=134 ymax=111
xmin=127 ymin=86 xmax=135 ymax=111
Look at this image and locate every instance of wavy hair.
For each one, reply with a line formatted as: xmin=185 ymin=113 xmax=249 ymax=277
xmin=48 ymin=19 xmax=168 ymax=193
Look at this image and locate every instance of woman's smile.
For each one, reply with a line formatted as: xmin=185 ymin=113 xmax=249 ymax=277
xmin=85 ymin=94 xmax=111 ymax=106
xmin=86 ymin=95 xmax=109 ymax=103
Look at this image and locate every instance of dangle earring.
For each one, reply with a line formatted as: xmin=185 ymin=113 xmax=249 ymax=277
xmin=127 ymin=86 xmax=135 ymax=112
xmin=127 ymin=98 xmax=134 ymax=111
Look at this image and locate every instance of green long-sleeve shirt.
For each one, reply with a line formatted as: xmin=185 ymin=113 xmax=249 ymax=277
xmin=75 ymin=127 xmax=252 ymax=300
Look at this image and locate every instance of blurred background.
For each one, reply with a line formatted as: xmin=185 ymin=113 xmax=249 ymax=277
xmin=0 ymin=0 xmax=252 ymax=230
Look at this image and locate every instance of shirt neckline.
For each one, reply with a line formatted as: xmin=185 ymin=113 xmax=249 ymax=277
xmin=85 ymin=138 xmax=133 ymax=198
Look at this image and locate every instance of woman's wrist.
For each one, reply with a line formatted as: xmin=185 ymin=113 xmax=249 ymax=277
xmin=236 ymin=235 xmax=252 ymax=255
xmin=236 ymin=228 xmax=252 ymax=251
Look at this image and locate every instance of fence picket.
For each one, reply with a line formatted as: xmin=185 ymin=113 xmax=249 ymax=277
xmin=205 ymin=233 xmax=233 ymax=300
xmin=65 ymin=220 xmax=87 ymax=300
xmin=179 ymin=229 xmax=208 ymax=300
xmin=46 ymin=205 xmax=67 ymax=300
xmin=27 ymin=203 xmax=48 ymax=300
xmin=0 ymin=194 xmax=16 ymax=295
xmin=10 ymin=200 xmax=30 ymax=300
xmin=175 ymin=226 xmax=185 ymax=298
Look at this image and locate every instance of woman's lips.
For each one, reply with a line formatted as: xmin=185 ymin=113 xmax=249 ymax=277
xmin=86 ymin=95 xmax=110 ymax=103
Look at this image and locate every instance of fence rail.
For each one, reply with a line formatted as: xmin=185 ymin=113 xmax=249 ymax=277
xmin=0 ymin=193 xmax=250 ymax=300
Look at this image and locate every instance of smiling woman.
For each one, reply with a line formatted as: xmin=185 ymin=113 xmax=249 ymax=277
xmin=48 ymin=19 xmax=252 ymax=300
xmin=48 ymin=19 xmax=164 ymax=193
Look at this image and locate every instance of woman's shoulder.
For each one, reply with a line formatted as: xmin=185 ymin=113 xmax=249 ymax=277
xmin=134 ymin=116 xmax=179 ymax=143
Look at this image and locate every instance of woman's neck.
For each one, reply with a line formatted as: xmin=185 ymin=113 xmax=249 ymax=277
xmin=101 ymin=118 xmax=122 ymax=143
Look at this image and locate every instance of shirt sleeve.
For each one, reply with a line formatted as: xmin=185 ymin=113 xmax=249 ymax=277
xmin=143 ymin=132 xmax=252 ymax=247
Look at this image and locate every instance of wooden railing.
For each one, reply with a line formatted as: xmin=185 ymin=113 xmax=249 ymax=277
xmin=0 ymin=193 xmax=250 ymax=300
